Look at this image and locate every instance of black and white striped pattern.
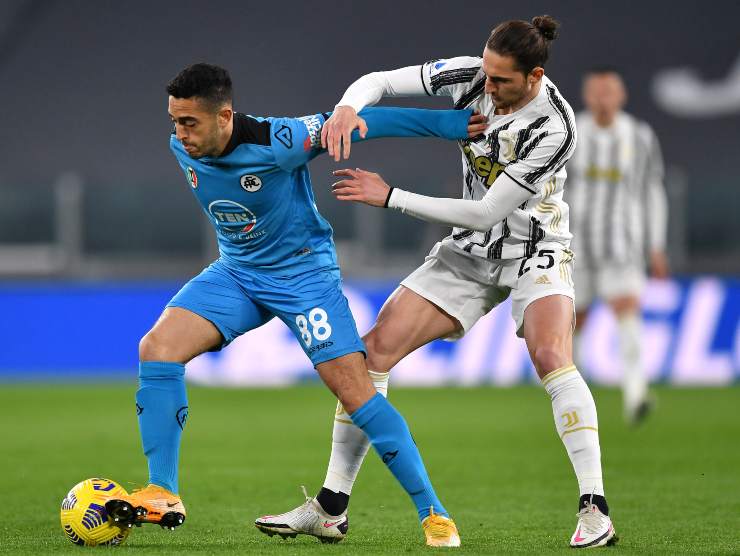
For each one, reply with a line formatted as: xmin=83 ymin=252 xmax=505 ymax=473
xmin=421 ymin=58 xmax=576 ymax=261
xmin=430 ymin=66 xmax=481 ymax=94
xmin=566 ymin=111 xmax=667 ymax=267
xmin=523 ymin=86 xmax=575 ymax=184
xmin=487 ymin=219 xmax=510 ymax=259
xmin=420 ymin=56 xmax=486 ymax=110
xmin=515 ymin=116 xmax=549 ymax=157
xmin=450 ymin=76 xmax=575 ymax=260
xmin=454 ymin=78 xmax=486 ymax=110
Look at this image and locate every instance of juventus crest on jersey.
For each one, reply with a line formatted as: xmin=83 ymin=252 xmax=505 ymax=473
xmin=421 ymin=56 xmax=577 ymax=260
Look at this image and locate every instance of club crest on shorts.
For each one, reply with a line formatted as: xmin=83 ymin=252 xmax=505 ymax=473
xmin=186 ymin=167 xmax=198 ymax=189
xmin=240 ymin=174 xmax=262 ymax=192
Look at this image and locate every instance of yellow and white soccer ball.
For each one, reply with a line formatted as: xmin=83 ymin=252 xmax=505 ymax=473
xmin=60 ymin=478 xmax=131 ymax=546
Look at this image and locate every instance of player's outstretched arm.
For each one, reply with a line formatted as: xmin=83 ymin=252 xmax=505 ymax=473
xmin=332 ymin=127 xmax=572 ymax=231
xmin=323 ymin=65 xmax=429 ymax=161
xmin=271 ymin=109 xmax=484 ymax=172
xmin=331 ymin=168 xmax=532 ymax=233
xmin=324 ymin=57 xmax=481 ymax=160
xmin=355 ymin=107 xmax=486 ymax=143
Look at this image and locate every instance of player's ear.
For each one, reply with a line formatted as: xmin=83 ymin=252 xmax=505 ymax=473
xmin=217 ymin=106 xmax=232 ymax=128
xmin=529 ymin=67 xmax=544 ymax=84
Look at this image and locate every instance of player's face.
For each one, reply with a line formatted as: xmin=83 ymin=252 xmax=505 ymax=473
xmin=168 ymin=96 xmax=228 ymax=158
xmin=583 ymin=73 xmax=626 ymax=125
xmin=482 ymin=48 xmax=538 ymax=109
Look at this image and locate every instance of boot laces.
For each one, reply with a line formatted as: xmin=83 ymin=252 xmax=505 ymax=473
xmin=576 ymin=492 xmax=606 ymax=535
xmin=297 ymin=485 xmax=314 ymax=512
xmin=425 ymin=507 xmax=453 ymax=539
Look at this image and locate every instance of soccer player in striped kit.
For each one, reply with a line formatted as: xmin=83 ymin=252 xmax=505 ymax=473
xmin=257 ymin=16 xmax=617 ymax=549
xmin=567 ymin=68 xmax=669 ymax=424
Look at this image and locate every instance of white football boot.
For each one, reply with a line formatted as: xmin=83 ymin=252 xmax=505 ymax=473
xmin=570 ymin=499 xmax=617 ymax=548
xmin=254 ymin=486 xmax=348 ymax=544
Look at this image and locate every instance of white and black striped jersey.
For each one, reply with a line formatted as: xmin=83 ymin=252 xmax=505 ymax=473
xmin=566 ymin=111 xmax=667 ymax=267
xmin=421 ymin=56 xmax=576 ymax=260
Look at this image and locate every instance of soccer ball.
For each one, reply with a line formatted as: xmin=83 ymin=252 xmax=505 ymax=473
xmin=60 ymin=478 xmax=131 ymax=546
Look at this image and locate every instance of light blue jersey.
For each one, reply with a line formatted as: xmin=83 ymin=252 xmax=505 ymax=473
xmin=170 ymin=107 xmax=471 ymax=273
xmin=168 ymin=106 xmax=471 ymax=364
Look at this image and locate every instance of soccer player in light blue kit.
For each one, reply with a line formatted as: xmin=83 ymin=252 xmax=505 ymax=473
xmin=104 ymin=63 xmax=485 ymax=547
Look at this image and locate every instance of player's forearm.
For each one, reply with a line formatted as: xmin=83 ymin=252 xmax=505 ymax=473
xmin=353 ymin=107 xmax=471 ymax=142
xmin=336 ymin=66 xmax=427 ymax=113
xmin=387 ymin=173 xmax=532 ymax=232
xmin=647 ymin=180 xmax=669 ymax=251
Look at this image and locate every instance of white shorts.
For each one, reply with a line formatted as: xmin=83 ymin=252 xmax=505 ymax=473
xmin=401 ymin=240 xmax=575 ymax=339
xmin=573 ymin=261 xmax=645 ymax=311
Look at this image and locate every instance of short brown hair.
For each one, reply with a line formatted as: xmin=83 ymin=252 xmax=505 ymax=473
xmin=486 ymin=15 xmax=560 ymax=75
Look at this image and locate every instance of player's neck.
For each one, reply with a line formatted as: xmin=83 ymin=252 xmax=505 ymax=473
xmin=215 ymin=118 xmax=235 ymax=157
xmin=593 ymin=113 xmax=617 ymax=128
xmin=495 ymin=80 xmax=542 ymax=115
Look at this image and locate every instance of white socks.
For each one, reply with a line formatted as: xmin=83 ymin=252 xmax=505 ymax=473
xmin=323 ymin=370 xmax=390 ymax=494
xmin=542 ymin=365 xmax=604 ymax=496
xmin=324 ymin=365 xmax=605 ymax=500
xmin=617 ymin=312 xmax=646 ymax=415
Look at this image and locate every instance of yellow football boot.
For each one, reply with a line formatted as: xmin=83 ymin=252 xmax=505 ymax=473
xmin=422 ymin=508 xmax=461 ymax=547
xmin=105 ymin=484 xmax=186 ymax=530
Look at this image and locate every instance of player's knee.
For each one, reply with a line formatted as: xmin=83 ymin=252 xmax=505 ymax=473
xmin=363 ymin=331 xmax=400 ymax=373
xmin=532 ymin=344 xmax=569 ymax=376
xmin=139 ymin=330 xmax=180 ymax=363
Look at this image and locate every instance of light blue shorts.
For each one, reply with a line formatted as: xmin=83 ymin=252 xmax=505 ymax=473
xmin=167 ymin=259 xmax=365 ymax=366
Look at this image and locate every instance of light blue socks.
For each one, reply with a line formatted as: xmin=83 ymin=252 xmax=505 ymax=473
xmin=136 ymin=361 xmax=188 ymax=494
xmin=350 ymin=393 xmax=447 ymax=520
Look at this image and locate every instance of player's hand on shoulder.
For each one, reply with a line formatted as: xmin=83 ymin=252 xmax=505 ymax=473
xmin=467 ymin=111 xmax=488 ymax=138
xmin=322 ymin=106 xmax=368 ymax=162
xmin=331 ymin=168 xmax=389 ymax=208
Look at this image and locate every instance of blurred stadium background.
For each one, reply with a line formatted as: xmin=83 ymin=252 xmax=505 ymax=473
xmin=1 ymin=1 xmax=739 ymax=553
xmin=0 ymin=0 xmax=737 ymax=385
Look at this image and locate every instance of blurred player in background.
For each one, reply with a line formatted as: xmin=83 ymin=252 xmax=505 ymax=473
xmin=260 ymin=16 xmax=617 ymax=549
xmin=103 ymin=63 xmax=486 ymax=547
xmin=567 ymin=68 xmax=669 ymax=424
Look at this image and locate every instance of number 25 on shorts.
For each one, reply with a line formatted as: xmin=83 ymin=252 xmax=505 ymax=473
xmin=296 ymin=308 xmax=333 ymax=347
xmin=518 ymin=249 xmax=555 ymax=278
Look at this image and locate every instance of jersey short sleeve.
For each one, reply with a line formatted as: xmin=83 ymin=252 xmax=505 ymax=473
xmin=503 ymin=128 xmax=577 ymax=193
xmin=421 ymin=56 xmax=484 ymax=105
xmin=269 ymin=113 xmax=328 ymax=171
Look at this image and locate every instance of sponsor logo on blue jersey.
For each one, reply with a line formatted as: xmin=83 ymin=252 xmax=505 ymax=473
xmin=208 ymin=200 xmax=257 ymax=237
xmin=298 ymin=115 xmax=322 ymax=151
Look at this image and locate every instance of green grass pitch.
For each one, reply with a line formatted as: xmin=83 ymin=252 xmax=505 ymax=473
xmin=0 ymin=384 xmax=738 ymax=554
